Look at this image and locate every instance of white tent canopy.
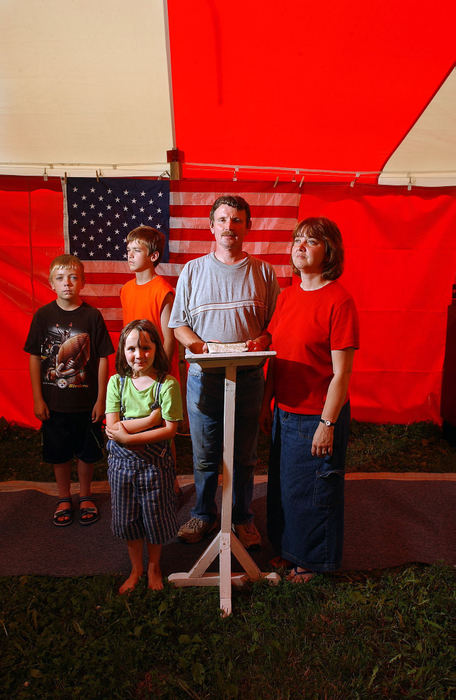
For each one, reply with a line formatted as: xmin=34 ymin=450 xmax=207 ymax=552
xmin=0 ymin=0 xmax=174 ymax=178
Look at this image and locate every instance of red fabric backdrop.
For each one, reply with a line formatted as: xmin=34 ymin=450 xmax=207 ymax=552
xmin=297 ymin=185 xmax=456 ymax=423
xmin=1 ymin=176 xmax=455 ymax=427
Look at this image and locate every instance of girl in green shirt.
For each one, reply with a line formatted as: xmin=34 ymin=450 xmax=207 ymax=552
xmin=105 ymin=319 xmax=183 ymax=594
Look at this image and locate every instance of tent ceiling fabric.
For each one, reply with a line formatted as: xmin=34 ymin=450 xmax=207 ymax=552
xmin=379 ymin=68 xmax=456 ymax=186
xmin=0 ymin=0 xmax=173 ymax=177
xmin=0 ymin=0 xmax=455 ymax=184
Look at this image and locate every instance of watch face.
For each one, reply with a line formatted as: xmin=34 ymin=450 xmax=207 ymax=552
xmin=325 ymin=420 xmax=331 ymax=426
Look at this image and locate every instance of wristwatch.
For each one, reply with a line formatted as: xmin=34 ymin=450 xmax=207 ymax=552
xmin=320 ymin=418 xmax=336 ymax=427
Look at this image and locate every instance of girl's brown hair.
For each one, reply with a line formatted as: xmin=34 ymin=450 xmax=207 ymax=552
xmin=115 ymin=319 xmax=169 ymax=377
xmin=291 ymin=217 xmax=344 ymax=280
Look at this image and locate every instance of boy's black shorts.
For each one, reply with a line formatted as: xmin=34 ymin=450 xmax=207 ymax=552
xmin=42 ymin=411 xmax=104 ymax=464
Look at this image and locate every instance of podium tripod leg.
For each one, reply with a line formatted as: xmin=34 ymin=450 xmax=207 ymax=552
xmin=219 ymin=532 xmax=232 ymax=615
xmin=218 ymin=364 xmax=236 ymax=615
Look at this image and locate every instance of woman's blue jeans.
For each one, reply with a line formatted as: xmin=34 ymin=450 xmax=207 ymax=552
xmin=186 ymin=366 xmax=264 ymax=524
xmin=267 ymin=402 xmax=350 ymax=572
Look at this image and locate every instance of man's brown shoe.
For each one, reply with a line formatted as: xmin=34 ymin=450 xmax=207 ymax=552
xmin=177 ymin=517 xmax=217 ymax=543
xmin=234 ymin=521 xmax=261 ymax=550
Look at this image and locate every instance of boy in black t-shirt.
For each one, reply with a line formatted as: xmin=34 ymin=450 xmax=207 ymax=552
xmin=24 ymin=255 xmax=114 ymax=527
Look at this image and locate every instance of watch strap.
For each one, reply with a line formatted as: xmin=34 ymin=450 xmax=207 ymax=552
xmin=320 ymin=418 xmax=336 ymax=427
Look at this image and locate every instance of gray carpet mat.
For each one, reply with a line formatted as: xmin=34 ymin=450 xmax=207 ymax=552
xmin=0 ymin=479 xmax=455 ymax=577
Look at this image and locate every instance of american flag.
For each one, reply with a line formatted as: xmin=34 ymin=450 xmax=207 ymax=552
xmin=64 ymin=178 xmax=301 ymax=332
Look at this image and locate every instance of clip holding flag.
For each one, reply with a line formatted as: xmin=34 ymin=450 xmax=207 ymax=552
xmin=350 ymin=172 xmax=360 ymax=188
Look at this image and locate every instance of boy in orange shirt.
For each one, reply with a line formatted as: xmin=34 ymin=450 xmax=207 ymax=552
xmin=121 ymin=226 xmax=179 ymax=380
xmin=121 ymin=226 xmax=182 ymax=499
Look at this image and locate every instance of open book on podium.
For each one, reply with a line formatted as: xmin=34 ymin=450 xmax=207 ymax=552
xmin=168 ymin=348 xmax=279 ymax=616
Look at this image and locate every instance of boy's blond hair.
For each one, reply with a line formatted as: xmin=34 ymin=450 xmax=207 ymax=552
xmin=126 ymin=226 xmax=165 ymax=267
xmin=49 ymin=254 xmax=85 ymax=283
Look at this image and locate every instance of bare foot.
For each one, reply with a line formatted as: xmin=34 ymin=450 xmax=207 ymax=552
xmin=119 ymin=570 xmax=143 ymax=594
xmin=147 ymin=562 xmax=164 ymax=591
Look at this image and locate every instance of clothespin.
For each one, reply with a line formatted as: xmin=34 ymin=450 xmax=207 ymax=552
xmin=43 ymin=167 xmax=48 ymax=182
xmin=350 ymin=172 xmax=360 ymax=188
xmin=292 ymin=169 xmax=299 ymax=183
xmin=299 ymin=176 xmax=305 ymax=189
xmin=407 ymin=176 xmax=413 ymax=191
xmin=273 ymin=176 xmax=279 ymax=188
xmin=95 ymin=170 xmax=100 ymax=182
xmin=64 ymin=172 xmax=67 ymax=186
xmin=233 ymin=167 xmax=239 ymax=182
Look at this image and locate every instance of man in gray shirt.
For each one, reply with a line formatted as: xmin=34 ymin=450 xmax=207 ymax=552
xmin=169 ymin=195 xmax=280 ymax=548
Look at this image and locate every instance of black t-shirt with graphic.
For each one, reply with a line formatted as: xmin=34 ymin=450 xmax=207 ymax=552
xmin=24 ymin=301 xmax=114 ymax=413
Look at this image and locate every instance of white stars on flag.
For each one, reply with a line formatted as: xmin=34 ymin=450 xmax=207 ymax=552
xmin=66 ymin=178 xmax=170 ymax=262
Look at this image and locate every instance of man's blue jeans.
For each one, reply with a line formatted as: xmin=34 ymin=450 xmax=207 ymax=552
xmin=186 ymin=365 xmax=264 ymax=524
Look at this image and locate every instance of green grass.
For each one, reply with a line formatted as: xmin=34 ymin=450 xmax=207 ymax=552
xmin=0 ymin=419 xmax=455 ymax=482
xmin=1 ymin=564 xmax=454 ymax=699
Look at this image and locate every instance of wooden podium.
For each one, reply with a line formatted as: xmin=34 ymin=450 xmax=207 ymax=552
xmin=168 ymin=351 xmax=280 ymax=615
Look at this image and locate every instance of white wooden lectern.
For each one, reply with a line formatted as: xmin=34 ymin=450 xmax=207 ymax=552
xmin=168 ymin=350 xmax=280 ymax=615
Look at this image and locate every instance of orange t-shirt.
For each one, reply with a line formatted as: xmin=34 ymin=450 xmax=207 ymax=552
xmin=120 ymin=275 xmax=180 ymax=382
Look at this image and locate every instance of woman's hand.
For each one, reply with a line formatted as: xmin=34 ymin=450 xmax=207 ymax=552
xmin=311 ymin=423 xmax=334 ymax=457
xmin=246 ymin=332 xmax=271 ymax=352
xmin=105 ymin=422 xmax=131 ymax=445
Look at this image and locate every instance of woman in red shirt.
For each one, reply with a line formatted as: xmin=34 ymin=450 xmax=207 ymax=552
xmin=261 ymin=218 xmax=359 ymax=581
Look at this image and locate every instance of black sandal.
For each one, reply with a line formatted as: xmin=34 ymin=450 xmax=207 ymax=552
xmin=286 ymin=566 xmax=315 ymax=583
xmin=79 ymin=497 xmax=99 ymax=526
xmin=53 ymin=499 xmax=74 ymax=527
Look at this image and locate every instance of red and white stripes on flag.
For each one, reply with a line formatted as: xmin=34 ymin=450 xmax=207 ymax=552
xmin=81 ymin=180 xmax=300 ymax=332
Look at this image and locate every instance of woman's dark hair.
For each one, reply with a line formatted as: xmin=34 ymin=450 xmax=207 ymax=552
xmin=291 ymin=217 xmax=344 ymax=280
xmin=116 ymin=319 xmax=169 ymax=377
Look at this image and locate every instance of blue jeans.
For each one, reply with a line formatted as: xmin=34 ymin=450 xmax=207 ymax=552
xmin=267 ymin=402 xmax=350 ymax=572
xmin=186 ymin=366 xmax=264 ymax=524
